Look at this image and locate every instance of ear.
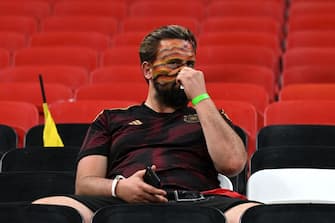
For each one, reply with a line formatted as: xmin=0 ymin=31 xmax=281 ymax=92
xmin=141 ymin=61 xmax=152 ymax=80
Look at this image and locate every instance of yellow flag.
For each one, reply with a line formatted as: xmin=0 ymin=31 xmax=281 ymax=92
xmin=42 ymin=103 xmax=64 ymax=147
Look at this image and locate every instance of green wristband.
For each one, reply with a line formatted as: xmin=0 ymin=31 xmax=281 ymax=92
xmin=192 ymin=93 xmax=210 ymax=106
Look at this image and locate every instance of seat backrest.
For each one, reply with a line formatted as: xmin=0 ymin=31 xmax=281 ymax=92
xmin=200 ymin=17 xmax=282 ymax=39
xmin=286 ymin=31 xmax=335 ymax=50
xmin=0 ymin=16 xmax=38 ymax=37
xmin=120 ymin=16 xmax=199 ymax=34
xmin=0 ymin=204 xmax=83 ymax=223
xmin=30 ymin=31 xmax=111 ymax=53
xmin=206 ymin=1 xmax=284 ymax=25
xmin=0 ymin=2 xmax=51 ymax=21
xmin=197 ymin=64 xmax=275 ymax=101
xmin=283 ymin=48 xmax=335 ymax=71
xmin=53 ymin=1 xmax=126 ymax=20
xmin=101 ymin=46 xmax=140 ymax=67
xmin=279 ymin=84 xmax=335 ymax=101
xmin=0 ymin=171 xmax=75 ymax=202
xmin=257 ymin=124 xmax=335 ymax=149
xmin=75 ymin=83 xmax=147 ymax=103
xmin=0 ymin=48 xmax=9 ymax=68
xmin=14 ymin=46 xmax=98 ymax=72
xmin=196 ymin=46 xmax=278 ymax=74
xmin=128 ymin=2 xmax=205 ymax=20
xmin=92 ymin=204 xmax=226 ymax=223
xmin=0 ymin=31 xmax=27 ymax=54
xmin=0 ymin=124 xmax=17 ymax=155
xmin=41 ymin=16 xmax=118 ymax=37
xmin=0 ymin=101 xmax=39 ymax=147
xmin=0 ymin=147 xmax=79 ymax=172
xmin=49 ymin=100 xmax=139 ymax=123
xmin=287 ymin=15 xmax=335 ymax=33
xmin=264 ymin=100 xmax=335 ymax=126
xmin=282 ymin=65 xmax=335 ymax=86
xmin=90 ymin=65 xmax=143 ymax=84
xmin=0 ymin=65 xmax=89 ymax=91
xmin=241 ymin=203 xmax=335 ymax=223
xmin=25 ymin=123 xmax=90 ymax=147
xmin=0 ymin=83 xmax=74 ymax=112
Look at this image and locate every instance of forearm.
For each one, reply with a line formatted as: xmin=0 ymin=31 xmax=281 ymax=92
xmin=75 ymin=176 xmax=113 ymax=196
xmin=194 ymin=98 xmax=247 ymax=176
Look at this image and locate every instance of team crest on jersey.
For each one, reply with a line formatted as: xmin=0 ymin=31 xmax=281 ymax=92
xmin=184 ymin=114 xmax=199 ymax=123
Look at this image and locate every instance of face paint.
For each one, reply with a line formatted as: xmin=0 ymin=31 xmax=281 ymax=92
xmin=151 ymin=40 xmax=195 ymax=85
xmin=150 ymin=39 xmax=195 ymax=109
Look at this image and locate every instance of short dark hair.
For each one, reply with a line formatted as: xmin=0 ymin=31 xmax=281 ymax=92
xmin=139 ymin=25 xmax=197 ymax=64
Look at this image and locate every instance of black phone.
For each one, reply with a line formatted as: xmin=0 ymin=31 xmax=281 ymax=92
xmin=143 ymin=166 xmax=161 ymax=188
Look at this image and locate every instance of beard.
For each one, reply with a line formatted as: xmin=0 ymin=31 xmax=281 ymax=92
xmin=153 ymin=80 xmax=189 ymax=109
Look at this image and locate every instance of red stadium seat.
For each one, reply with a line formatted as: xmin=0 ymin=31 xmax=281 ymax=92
xmin=101 ymin=46 xmax=139 ymax=67
xmin=290 ymin=2 xmax=335 ymax=18
xmin=279 ymin=84 xmax=335 ymax=101
xmin=128 ymin=1 xmax=205 ymax=21
xmin=0 ymin=32 xmax=27 ymax=54
xmin=197 ymin=64 xmax=276 ymax=101
xmin=0 ymin=82 xmax=73 ymax=113
xmin=264 ymin=100 xmax=335 ymax=126
xmin=90 ymin=66 xmax=143 ymax=84
xmin=0 ymin=16 xmax=37 ymax=37
xmin=0 ymin=2 xmax=51 ymax=22
xmin=41 ymin=16 xmax=118 ymax=37
xmin=283 ymin=48 xmax=335 ymax=71
xmin=0 ymin=48 xmax=10 ymax=68
xmin=287 ymin=15 xmax=335 ymax=33
xmin=198 ymin=32 xmax=282 ymax=57
xmin=49 ymin=100 xmax=139 ymax=123
xmin=30 ymin=32 xmax=111 ymax=53
xmin=286 ymin=31 xmax=335 ymax=50
xmin=111 ymin=32 xmax=147 ymax=46
xmin=214 ymin=100 xmax=258 ymax=156
xmin=206 ymin=1 xmax=284 ymax=25
xmin=53 ymin=1 xmax=127 ymax=20
xmin=196 ymin=46 xmax=278 ymax=75
xmin=206 ymin=82 xmax=270 ymax=130
xmin=200 ymin=17 xmax=283 ymax=39
xmin=0 ymin=101 xmax=39 ymax=147
xmin=75 ymin=83 xmax=147 ymax=103
xmin=282 ymin=65 xmax=335 ymax=86
xmin=120 ymin=16 xmax=199 ymax=35
xmin=14 ymin=47 xmax=99 ymax=72
xmin=0 ymin=65 xmax=89 ymax=91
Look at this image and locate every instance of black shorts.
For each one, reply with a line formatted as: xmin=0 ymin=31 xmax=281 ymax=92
xmin=65 ymin=194 xmax=257 ymax=213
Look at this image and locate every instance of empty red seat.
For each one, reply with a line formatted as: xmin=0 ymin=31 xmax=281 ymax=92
xmin=0 ymin=65 xmax=89 ymax=91
xmin=283 ymin=65 xmax=335 ymax=86
xmin=286 ymin=31 xmax=335 ymax=50
xmin=111 ymin=31 xmax=147 ymax=46
xmin=0 ymin=16 xmax=37 ymax=37
xmin=0 ymin=48 xmax=9 ymax=68
xmin=0 ymin=32 xmax=27 ymax=54
xmin=0 ymin=2 xmax=51 ymax=22
xmin=90 ymin=66 xmax=143 ymax=84
xmin=53 ymin=1 xmax=126 ymax=20
xmin=288 ymin=15 xmax=335 ymax=33
xmin=128 ymin=1 xmax=204 ymax=21
xmin=0 ymin=101 xmax=39 ymax=147
xmin=41 ymin=16 xmax=118 ymax=37
xmin=120 ymin=16 xmax=199 ymax=35
xmin=206 ymin=1 xmax=284 ymax=25
xmin=101 ymin=46 xmax=139 ymax=67
xmin=0 ymin=82 xmax=73 ymax=113
xmin=264 ymin=100 xmax=335 ymax=126
xmin=75 ymin=83 xmax=147 ymax=103
xmin=279 ymin=84 xmax=335 ymax=101
xmin=30 ymin=32 xmax=111 ymax=53
xmin=14 ymin=46 xmax=99 ymax=72
xmin=49 ymin=100 xmax=139 ymax=123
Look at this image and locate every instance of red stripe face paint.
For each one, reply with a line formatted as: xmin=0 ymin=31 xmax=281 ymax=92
xmin=151 ymin=39 xmax=196 ymax=85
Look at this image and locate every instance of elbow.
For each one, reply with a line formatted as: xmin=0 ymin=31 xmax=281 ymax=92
xmin=217 ymin=154 xmax=247 ymax=177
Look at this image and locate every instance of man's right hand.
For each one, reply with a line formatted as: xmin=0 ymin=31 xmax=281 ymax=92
xmin=115 ymin=166 xmax=168 ymax=203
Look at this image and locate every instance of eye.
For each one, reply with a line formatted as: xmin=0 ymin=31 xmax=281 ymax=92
xmin=166 ymin=60 xmax=182 ymax=69
xmin=186 ymin=61 xmax=195 ymax=68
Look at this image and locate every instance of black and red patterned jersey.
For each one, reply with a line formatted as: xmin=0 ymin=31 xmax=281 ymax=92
xmin=78 ymin=103 xmax=235 ymax=191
